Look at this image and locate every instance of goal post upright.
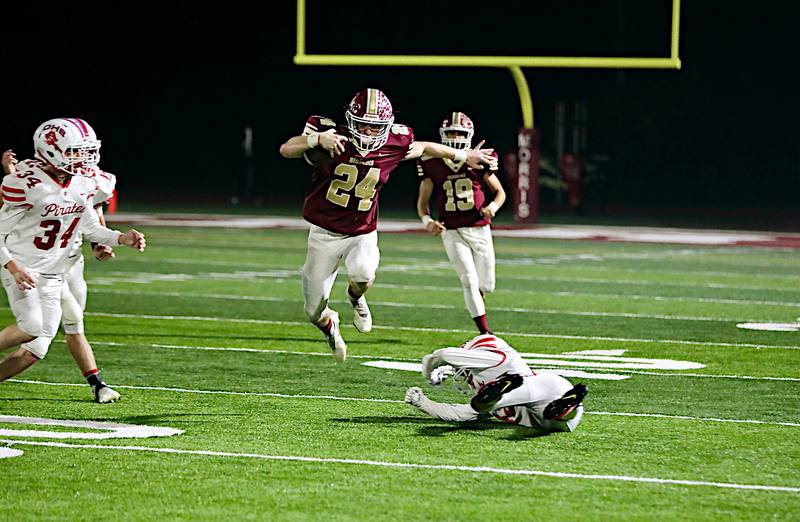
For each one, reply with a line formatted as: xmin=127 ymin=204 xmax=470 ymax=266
xmin=293 ymin=0 xmax=681 ymax=223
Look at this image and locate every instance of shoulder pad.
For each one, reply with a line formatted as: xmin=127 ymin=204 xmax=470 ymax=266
xmin=304 ymin=115 xmax=338 ymax=135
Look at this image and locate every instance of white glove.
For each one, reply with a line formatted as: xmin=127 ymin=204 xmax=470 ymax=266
xmin=405 ymin=387 xmax=425 ymax=406
xmin=429 ymin=365 xmax=454 ymax=386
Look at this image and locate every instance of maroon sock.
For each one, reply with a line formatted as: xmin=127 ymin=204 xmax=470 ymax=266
xmin=317 ymin=317 xmax=332 ymax=336
xmin=347 ymin=286 xmax=361 ymax=304
xmin=473 ymin=314 xmax=490 ymax=334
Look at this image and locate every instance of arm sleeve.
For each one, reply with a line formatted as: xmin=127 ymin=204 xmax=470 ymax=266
xmin=0 ymin=204 xmax=28 ymax=267
xmin=79 ymin=204 xmax=121 ymax=245
xmin=414 ymin=395 xmax=480 ymax=423
xmin=433 ymin=347 xmax=506 ymax=371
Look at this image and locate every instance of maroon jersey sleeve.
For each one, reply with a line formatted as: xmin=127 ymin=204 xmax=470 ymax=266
xmin=301 ymin=115 xmax=340 ymax=166
xmin=301 ymin=123 xmax=414 ymax=236
xmin=416 ymin=158 xmax=428 ymax=179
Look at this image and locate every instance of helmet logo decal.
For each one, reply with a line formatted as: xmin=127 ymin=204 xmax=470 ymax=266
xmin=43 ymin=130 xmax=63 ymax=153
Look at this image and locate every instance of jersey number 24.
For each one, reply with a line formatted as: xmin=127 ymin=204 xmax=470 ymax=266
xmin=326 ymin=164 xmax=379 ymax=211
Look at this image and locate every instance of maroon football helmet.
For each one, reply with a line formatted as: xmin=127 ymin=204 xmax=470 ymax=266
xmin=439 ymin=111 xmax=474 ymax=150
xmin=345 ymin=88 xmax=395 ymax=151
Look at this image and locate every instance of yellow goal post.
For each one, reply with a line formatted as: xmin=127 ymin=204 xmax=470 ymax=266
xmin=293 ymin=0 xmax=682 ymax=128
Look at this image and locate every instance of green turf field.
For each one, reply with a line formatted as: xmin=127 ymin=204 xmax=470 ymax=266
xmin=1 ymin=225 xmax=798 ymax=521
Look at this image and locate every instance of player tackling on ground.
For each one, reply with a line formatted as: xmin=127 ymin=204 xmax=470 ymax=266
xmin=417 ymin=112 xmax=505 ymax=334
xmin=405 ymin=333 xmax=588 ymax=433
xmin=0 ymin=119 xmax=145 ymax=387
xmin=279 ymin=88 xmax=497 ymax=363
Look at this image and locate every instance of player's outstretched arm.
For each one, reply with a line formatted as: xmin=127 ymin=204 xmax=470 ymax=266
xmin=90 ymin=204 xmax=115 ymax=260
xmin=480 ymin=173 xmax=506 ymax=219
xmin=405 ymin=387 xmax=480 ymax=422
xmin=279 ymin=129 xmax=347 ymax=159
xmin=404 ymin=141 xmax=497 ymax=170
xmin=80 ymin=206 xmax=146 ymax=252
xmin=416 ymin=178 xmax=445 ymax=235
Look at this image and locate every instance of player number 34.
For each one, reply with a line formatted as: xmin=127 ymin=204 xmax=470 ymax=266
xmin=326 ymin=164 xmax=379 ymax=211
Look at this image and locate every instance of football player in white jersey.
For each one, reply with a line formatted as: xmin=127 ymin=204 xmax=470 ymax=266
xmin=4 ymin=127 xmax=121 ymax=402
xmin=405 ymin=334 xmax=588 ymax=433
xmin=0 ymin=119 xmax=145 ymax=385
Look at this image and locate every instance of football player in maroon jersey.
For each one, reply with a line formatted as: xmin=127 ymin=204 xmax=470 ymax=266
xmin=416 ymin=112 xmax=506 ymax=334
xmin=280 ymin=89 xmax=497 ymax=363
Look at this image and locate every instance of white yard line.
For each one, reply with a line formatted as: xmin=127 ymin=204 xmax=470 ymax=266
xmin=86 ymin=272 xmax=800 ymax=308
xmin=8 ymin=378 xmax=799 ymax=428
xmin=125 ymin=252 xmax=800 ymax=280
xmin=82 ymin=311 xmax=800 ymax=351
xmin=121 ymin=256 xmax=800 ymax=291
xmin=7 ymin=379 xmax=400 ymax=403
xmin=588 ymin=411 xmax=800 ymax=427
xmin=55 ymin=340 xmax=800 ymax=381
xmin=87 ymin=288 xmax=782 ymax=323
xmin=3 ymin=439 xmax=798 ymax=493
xmin=600 ymin=370 xmax=800 ymax=382
xmin=108 ymin=213 xmax=800 ymax=247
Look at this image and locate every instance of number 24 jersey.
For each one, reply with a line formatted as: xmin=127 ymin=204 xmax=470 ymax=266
xmin=301 ymin=115 xmax=414 ymax=236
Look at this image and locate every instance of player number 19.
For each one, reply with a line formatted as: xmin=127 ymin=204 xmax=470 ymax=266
xmin=326 ymin=164 xmax=380 ymax=211
xmin=443 ymin=178 xmax=474 ymax=212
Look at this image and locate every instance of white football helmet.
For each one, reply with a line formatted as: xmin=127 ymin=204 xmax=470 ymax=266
xmin=439 ymin=112 xmax=474 ymax=150
xmin=33 ymin=118 xmax=101 ymax=173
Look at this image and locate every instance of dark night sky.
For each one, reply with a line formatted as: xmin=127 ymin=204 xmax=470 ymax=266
xmin=1 ymin=1 xmax=797 ymax=219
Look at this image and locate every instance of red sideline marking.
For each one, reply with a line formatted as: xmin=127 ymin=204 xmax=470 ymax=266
xmin=736 ymin=238 xmax=800 ymax=248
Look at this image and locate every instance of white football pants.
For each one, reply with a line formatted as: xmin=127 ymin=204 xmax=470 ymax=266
xmin=493 ymin=373 xmax=584 ymax=433
xmin=302 ymin=224 xmax=379 ymax=324
xmin=441 ymin=225 xmax=496 ymax=317
xmin=1 ymin=270 xmax=63 ymax=358
xmin=61 ymin=254 xmax=87 ymax=335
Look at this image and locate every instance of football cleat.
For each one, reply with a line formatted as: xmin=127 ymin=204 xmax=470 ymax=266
xmin=404 ymin=387 xmax=425 ymax=406
xmin=347 ymin=290 xmax=373 ymax=333
xmin=543 ymin=383 xmax=588 ymax=421
xmin=93 ymin=385 xmax=121 ymax=404
xmin=325 ymin=311 xmax=347 ymax=363
xmin=470 ymin=374 xmax=524 ymax=414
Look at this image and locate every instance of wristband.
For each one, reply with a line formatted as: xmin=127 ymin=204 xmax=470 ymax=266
xmin=486 ymin=202 xmax=499 ymax=214
xmin=453 ymin=149 xmax=467 ymax=163
xmin=421 ymin=215 xmax=433 ymax=227
xmin=306 ymin=133 xmax=320 ymax=148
